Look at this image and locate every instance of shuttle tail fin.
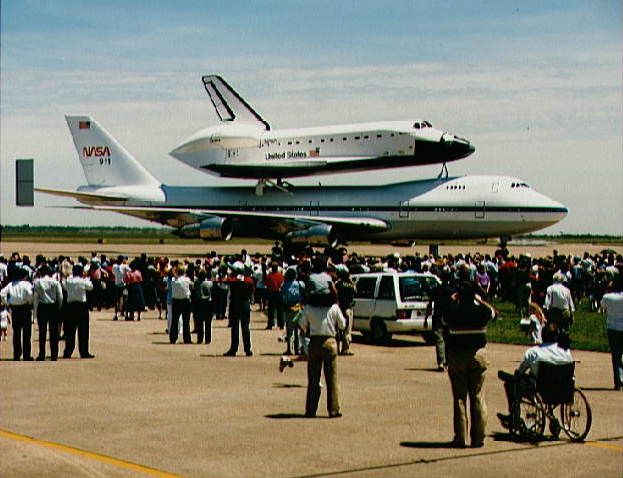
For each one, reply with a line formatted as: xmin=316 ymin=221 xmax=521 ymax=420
xmin=65 ymin=115 xmax=160 ymax=187
xmin=201 ymin=75 xmax=270 ymax=131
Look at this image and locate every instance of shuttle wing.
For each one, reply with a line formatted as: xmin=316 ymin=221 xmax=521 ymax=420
xmin=82 ymin=205 xmax=389 ymax=233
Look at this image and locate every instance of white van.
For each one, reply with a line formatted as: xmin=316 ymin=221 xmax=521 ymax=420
xmin=352 ymin=271 xmax=441 ymax=344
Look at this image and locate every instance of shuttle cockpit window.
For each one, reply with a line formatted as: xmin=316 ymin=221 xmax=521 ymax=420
xmin=413 ymin=121 xmax=432 ymax=129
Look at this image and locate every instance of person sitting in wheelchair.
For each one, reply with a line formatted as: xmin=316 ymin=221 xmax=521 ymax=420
xmin=497 ymin=323 xmax=574 ymax=429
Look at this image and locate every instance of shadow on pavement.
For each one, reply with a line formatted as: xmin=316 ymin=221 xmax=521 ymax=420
xmin=405 ymin=367 xmax=446 ymax=373
xmin=400 ymin=441 xmax=461 ymax=449
xmin=580 ymin=386 xmax=617 ymax=391
xmin=272 ymin=383 xmax=304 ymax=388
xmin=265 ymin=413 xmax=308 ymax=419
xmin=351 ymin=336 xmax=428 ymax=348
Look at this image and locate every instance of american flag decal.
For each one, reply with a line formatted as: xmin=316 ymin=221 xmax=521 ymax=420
xmin=309 ymin=147 xmax=320 ymax=158
xmin=79 ymin=121 xmax=91 ymax=130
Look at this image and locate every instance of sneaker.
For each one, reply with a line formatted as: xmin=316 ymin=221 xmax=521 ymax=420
xmin=279 ymin=357 xmax=295 ymax=372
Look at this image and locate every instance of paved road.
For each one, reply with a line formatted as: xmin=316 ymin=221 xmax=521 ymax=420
xmin=1 ymin=309 xmax=621 ymax=477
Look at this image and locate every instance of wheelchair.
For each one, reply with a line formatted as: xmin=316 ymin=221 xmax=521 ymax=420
xmin=508 ymin=362 xmax=592 ymax=442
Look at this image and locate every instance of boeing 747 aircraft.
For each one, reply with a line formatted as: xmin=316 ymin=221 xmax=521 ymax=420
xmin=169 ymin=75 xmax=475 ymax=192
xmin=36 ymin=116 xmax=567 ymax=247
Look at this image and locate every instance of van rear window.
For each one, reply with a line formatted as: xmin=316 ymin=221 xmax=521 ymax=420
xmin=399 ymin=276 xmax=437 ymax=301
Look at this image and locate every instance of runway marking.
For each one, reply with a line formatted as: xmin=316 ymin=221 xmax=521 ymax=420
xmin=585 ymin=441 xmax=623 ymax=453
xmin=0 ymin=428 xmax=180 ymax=477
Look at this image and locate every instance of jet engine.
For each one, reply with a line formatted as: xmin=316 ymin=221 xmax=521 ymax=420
xmin=286 ymin=224 xmax=338 ymax=247
xmin=175 ymin=217 xmax=233 ymax=241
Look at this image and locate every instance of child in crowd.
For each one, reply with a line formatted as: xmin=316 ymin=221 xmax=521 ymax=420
xmin=279 ymin=310 xmax=309 ymax=372
xmin=520 ymin=302 xmax=546 ymax=344
xmin=0 ymin=304 xmax=10 ymax=341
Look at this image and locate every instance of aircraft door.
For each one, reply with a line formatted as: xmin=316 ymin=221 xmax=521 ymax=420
xmin=353 ymin=276 xmax=378 ymax=332
xmin=309 ymin=201 xmax=320 ymax=216
xmin=226 ymin=148 xmax=240 ymax=160
xmin=399 ymin=200 xmax=410 ymax=218
xmin=474 ymin=201 xmax=485 ymax=219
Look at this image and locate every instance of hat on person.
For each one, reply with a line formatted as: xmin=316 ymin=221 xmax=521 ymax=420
xmin=552 ymin=272 xmax=565 ymax=283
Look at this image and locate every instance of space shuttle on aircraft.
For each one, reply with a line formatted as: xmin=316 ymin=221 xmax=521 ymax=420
xmin=35 ymin=115 xmax=567 ymax=247
xmin=169 ymin=75 xmax=475 ymax=190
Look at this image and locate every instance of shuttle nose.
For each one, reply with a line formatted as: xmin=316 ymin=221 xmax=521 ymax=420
xmin=441 ymin=133 xmax=475 ymax=160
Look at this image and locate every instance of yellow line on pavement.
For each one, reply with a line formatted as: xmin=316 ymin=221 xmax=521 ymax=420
xmin=0 ymin=428 xmax=180 ymax=477
xmin=585 ymin=441 xmax=623 ymax=453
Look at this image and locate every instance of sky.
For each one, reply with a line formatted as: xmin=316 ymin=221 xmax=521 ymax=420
xmin=1 ymin=0 xmax=621 ymax=235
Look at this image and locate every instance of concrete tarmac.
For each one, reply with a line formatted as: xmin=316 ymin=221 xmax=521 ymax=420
xmin=1 ymin=309 xmax=622 ymax=477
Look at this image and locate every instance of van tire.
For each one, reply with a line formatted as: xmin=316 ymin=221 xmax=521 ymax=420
xmin=370 ymin=318 xmax=391 ymax=344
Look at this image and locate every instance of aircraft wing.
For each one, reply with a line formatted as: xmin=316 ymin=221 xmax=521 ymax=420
xmin=83 ymin=205 xmax=389 ymax=234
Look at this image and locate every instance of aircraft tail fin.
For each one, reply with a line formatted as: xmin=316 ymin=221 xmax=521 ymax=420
xmin=201 ymin=75 xmax=270 ymax=131
xmin=65 ymin=115 xmax=160 ymax=187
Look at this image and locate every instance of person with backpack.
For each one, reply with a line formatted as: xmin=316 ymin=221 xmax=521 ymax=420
xmin=280 ymin=268 xmax=305 ymax=355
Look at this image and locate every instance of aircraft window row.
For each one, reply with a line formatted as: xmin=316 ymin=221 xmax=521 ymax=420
xmin=511 ymin=182 xmax=530 ymax=188
xmin=446 ymin=184 xmax=466 ymax=190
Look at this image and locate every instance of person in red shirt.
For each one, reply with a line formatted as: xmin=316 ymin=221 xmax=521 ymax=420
xmin=264 ymin=262 xmax=284 ymax=329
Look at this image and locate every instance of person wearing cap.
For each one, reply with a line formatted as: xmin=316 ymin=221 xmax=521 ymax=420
xmin=497 ymin=323 xmax=574 ymax=428
xmin=63 ymin=264 xmax=94 ymax=359
xmin=223 ymin=263 xmax=255 ymax=356
xmin=544 ymin=272 xmax=575 ymax=333
xmin=444 ymin=281 xmax=497 ymax=448
xmin=0 ymin=267 xmax=34 ymax=360
xmin=33 ymin=264 xmax=63 ymax=360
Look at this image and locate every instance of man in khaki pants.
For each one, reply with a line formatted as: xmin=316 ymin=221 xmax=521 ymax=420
xmin=300 ymin=302 xmax=346 ymax=418
xmin=445 ymin=281 xmax=496 ymax=448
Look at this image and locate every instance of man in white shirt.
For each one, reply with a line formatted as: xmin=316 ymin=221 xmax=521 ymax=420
xmin=0 ymin=268 xmax=34 ymax=360
xmin=112 ymin=256 xmax=130 ymax=320
xmin=63 ymin=264 xmax=94 ymax=359
xmin=601 ymin=274 xmax=623 ymax=390
xmin=300 ymin=296 xmax=346 ymax=418
xmin=497 ymin=324 xmax=574 ymax=427
xmin=544 ymin=273 xmax=575 ymax=332
xmin=33 ymin=264 xmax=63 ymax=361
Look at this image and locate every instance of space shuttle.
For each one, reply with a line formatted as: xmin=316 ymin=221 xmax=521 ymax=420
xmin=169 ymin=75 xmax=475 ymax=190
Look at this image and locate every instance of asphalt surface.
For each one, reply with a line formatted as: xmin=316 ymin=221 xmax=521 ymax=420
xmin=1 ymin=308 xmax=622 ymax=477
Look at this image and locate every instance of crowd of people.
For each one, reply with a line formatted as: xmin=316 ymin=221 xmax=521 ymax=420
xmin=1 ymin=245 xmax=621 ymax=433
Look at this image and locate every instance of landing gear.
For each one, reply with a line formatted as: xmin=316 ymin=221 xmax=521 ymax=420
xmin=499 ymin=236 xmax=510 ymax=248
xmin=255 ymin=178 xmax=293 ymax=196
xmin=437 ymin=162 xmax=448 ymax=179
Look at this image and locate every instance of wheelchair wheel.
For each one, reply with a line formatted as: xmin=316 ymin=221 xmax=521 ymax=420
xmin=516 ymin=395 xmax=546 ymax=439
xmin=560 ymin=388 xmax=592 ymax=442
